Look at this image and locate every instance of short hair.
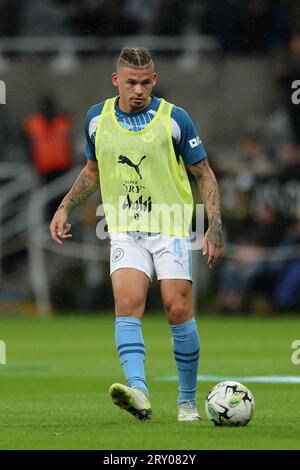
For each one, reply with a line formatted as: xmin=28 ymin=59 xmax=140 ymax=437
xmin=117 ymin=47 xmax=154 ymax=69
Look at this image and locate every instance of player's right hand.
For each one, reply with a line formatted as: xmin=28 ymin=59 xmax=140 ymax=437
xmin=49 ymin=208 xmax=72 ymax=245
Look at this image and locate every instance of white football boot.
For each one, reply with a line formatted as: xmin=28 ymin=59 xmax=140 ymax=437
xmin=178 ymin=401 xmax=201 ymax=422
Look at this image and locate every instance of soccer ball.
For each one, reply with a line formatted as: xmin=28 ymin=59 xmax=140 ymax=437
xmin=205 ymin=381 xmax=255 ymax=426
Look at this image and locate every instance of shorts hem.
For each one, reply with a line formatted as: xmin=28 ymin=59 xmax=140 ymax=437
xmin=157 ymin=275 xmax=193 ymax=283
xmin=110 ymin=266 xmax=152 ymax=281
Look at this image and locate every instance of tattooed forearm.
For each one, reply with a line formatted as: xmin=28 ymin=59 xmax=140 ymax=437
xmin=189 ymin=158 xmax=224 ymax=248
xmin=206 ymin=216 xmax=224 ymax=248
xmin=58 ymin=164 xmax=99 ymax=212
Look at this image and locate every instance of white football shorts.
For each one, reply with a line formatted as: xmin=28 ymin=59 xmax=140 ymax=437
xmin=110 ymin=232 xmax=192 ymax=282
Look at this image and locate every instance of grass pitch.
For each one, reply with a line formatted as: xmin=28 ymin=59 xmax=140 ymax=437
xmin=0 ymin=314 xmax=300 ymax=450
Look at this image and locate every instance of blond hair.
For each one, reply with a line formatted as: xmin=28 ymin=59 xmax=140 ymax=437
xmin=117 ymin=47 xmax=154 ymax=69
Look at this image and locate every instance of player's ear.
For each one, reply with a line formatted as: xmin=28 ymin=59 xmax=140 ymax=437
xmin=152 ymin=73 xmax=157 ymax=87
xmin=112 ymin=72 xmax=119 ymax=87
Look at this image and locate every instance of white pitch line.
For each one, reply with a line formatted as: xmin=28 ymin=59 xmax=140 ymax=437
xmin=155 ymin=374 xmax=300 ymax=384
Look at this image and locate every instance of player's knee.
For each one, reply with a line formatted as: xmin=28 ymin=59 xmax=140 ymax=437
xmin=115 ymin=296 xmax=145 ymax=317
xmin=166 ymin=305 xmax=190 ymax=325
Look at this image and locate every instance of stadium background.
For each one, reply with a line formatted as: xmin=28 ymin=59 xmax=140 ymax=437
xmin=1 ymin=0 xmax=300 ymax=316
xmin=0 ymin=0 xmax=300 ymax=451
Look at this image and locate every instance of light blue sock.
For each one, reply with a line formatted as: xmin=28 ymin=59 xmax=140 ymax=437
xmin=170 ymin=318 xmax=200 ymax=406
xmin=115 ymin=316 xmax=149 ymax=398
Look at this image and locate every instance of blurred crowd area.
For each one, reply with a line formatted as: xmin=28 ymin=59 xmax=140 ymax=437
xmin=0 ymin=0 xmax=298 ymax=53
xmin=211 ymin=137 xmax=300 ymax=313
xmin=1 ymin=1 xmax=300 ymax=315
xmin=205 ymin=30 xmax=300 ymax=314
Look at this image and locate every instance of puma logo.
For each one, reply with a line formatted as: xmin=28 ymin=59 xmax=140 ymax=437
xmin=118 ymin=155 xmax=146 ymax=180
xmin=174 ymin=259 xmax=184 ymax=269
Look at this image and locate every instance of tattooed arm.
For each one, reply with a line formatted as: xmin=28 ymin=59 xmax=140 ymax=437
xmin=50 ymin=160 xmax=99 ymax=244
xmin=188 ymin=158 xmax=224 ymax=268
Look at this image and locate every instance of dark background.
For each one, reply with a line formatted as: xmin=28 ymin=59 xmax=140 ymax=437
xmin=0 ymin=0 xmax=300 ymax=316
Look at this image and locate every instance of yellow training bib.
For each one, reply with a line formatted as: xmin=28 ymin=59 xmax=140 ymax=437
xmin=95 ymin=97 xmax=193 ymax=236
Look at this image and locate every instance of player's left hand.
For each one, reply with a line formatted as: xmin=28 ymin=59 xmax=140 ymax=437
xmin=202 ymin=227 xmax=224 ymax=268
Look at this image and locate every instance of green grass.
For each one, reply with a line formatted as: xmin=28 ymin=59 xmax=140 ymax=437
xmin=0 ymin=314 xmax=300 ymax=450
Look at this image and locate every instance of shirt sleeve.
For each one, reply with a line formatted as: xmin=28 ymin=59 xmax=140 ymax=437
xmin=171 ymin=106 xmax=207 ymax=165
xmin=84 ymin=102 xmax=105 ymax=161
